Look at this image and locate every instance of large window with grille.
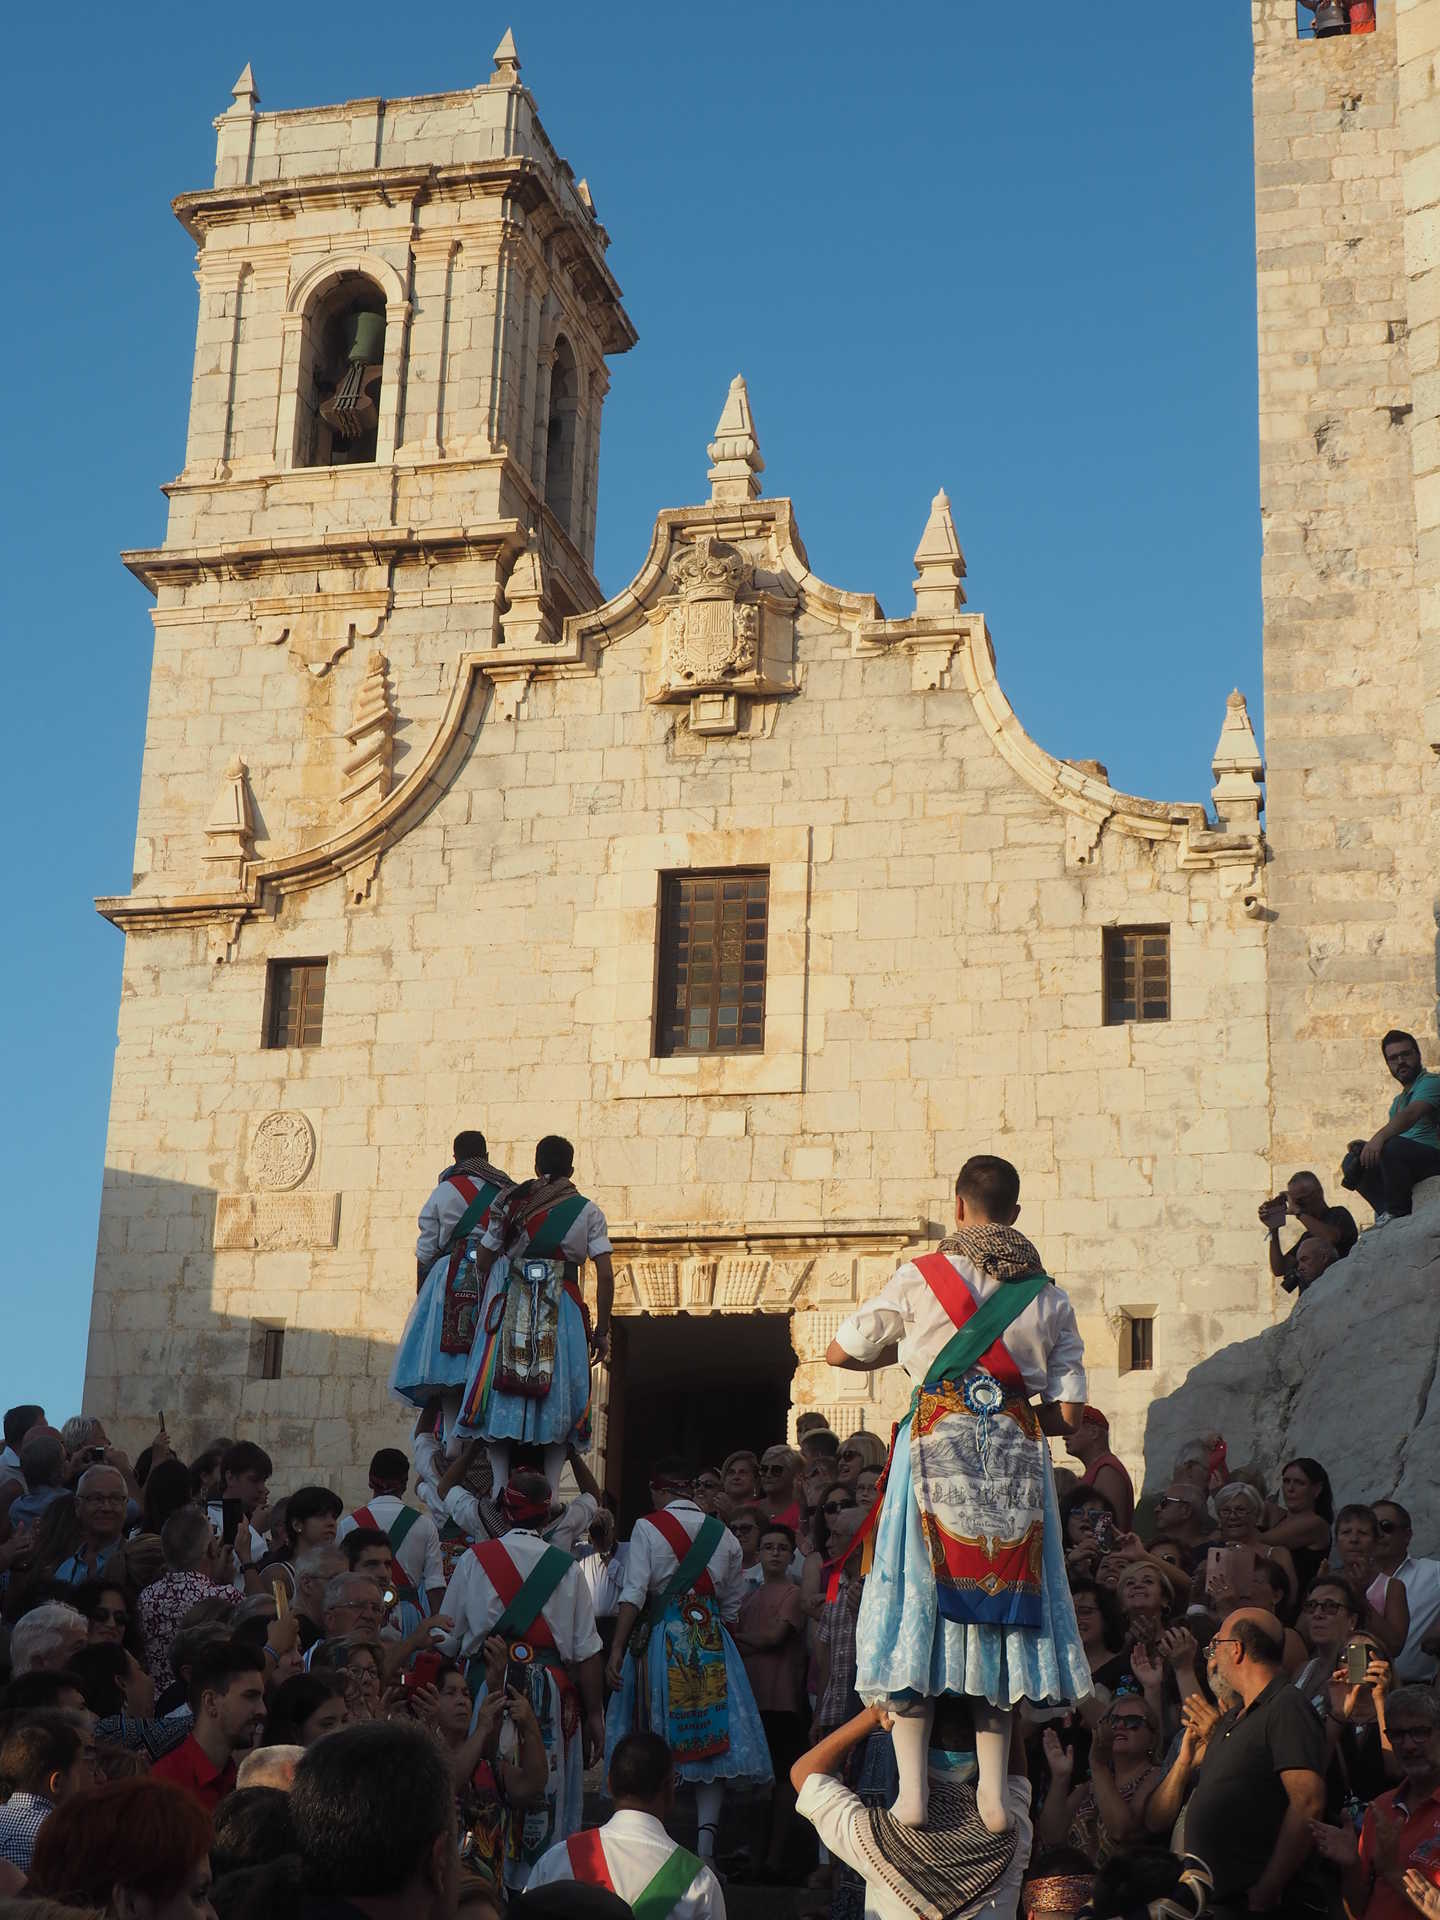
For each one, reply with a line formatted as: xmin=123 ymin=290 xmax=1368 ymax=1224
xmin=263 ymin=960 xmax=327 ymax=1049
xmin=1103 ymin=928 xmax=1170 ymax=1025
xmin=655 ymin=870 xmax=769 ymax=1056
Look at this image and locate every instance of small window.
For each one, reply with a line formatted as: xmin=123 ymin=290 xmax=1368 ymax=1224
xmin=1104 ymin=928 xmax=1170 ymax=1025
xmin=656 ymin=870 xmax=768 ymax=1057
xmin=1122 ymin=1313 xmax=1154 ymax=1374
xmin=252 ymin=1324 xmax=285 ymax=1381
xmin=264 ymin=960 xmax=327 ymax=1049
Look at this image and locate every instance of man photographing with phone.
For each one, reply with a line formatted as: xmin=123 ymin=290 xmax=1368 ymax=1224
xmin=1259 ymin=1172 xmax=1357 ymax=1295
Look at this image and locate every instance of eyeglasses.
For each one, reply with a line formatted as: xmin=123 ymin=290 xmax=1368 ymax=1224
xmin=1388 ymin=1726 xmax=1434 ymax=1744
xmin=1205 ymin=1637 xmax=1241 ymax=1656
xmin=1106 ymin=1714 xmax=1148 ymax=1730
xmin=696 ymin=1480 xmax=722 ymax=1493
xmin=822 ymin=1501 xmax=856 ymax=1515
xmin=759 ymin=1464 xmax=788 ymax=1476
xmin=92 ymin=1609 xmax=129 ymax=1625
xmin=1305 ymin=1599 xmax=1349 ymax=1615
xmin=1156 ymin=1495 xmax=1186 ymax=1507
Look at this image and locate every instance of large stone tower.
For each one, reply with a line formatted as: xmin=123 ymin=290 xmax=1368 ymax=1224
xmin=1252 ymin=0 xmax=1440 ymax=1174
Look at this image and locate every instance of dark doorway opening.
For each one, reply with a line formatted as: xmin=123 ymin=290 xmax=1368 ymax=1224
xmin=608 ymin=1313 xmax=794 ymax=1531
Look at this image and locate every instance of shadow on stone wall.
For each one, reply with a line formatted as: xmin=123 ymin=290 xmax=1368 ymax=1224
xmin=86 ymin=1169 xmax=407 ymax=1507
xmin=1143 ymin=1178 xmax=1440 ymax=1536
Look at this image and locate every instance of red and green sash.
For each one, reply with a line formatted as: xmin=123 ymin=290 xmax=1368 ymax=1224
xmin=439 ymin=1176 xmax=506 ymax=1354
xmin=469 ymin=1539 xmax=578 ymax=1733
xmin=352 ymin=1503 xmax=422 ymax=1602
xmin=566 ymin=1831 xmax=703 ymax=1920
xmin=460 ymin=1192 xmax=593 ymax=1428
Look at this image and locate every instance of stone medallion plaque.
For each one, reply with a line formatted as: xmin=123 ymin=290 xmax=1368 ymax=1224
xmin=247 ymin=1111 xmax=316 ymax=1191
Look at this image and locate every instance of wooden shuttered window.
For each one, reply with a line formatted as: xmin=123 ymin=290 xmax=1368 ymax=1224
xmin=264 ymin=960 xmax=327 ymax=1049
xmin=1103 ymin=929 xmax=1170 ymax=1025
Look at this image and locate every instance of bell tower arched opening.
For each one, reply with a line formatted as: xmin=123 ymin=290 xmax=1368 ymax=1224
xmin=544 ymin=335 xmax=580 ymax=541
xmin=296 ymin=277 xmax=387 ymax=469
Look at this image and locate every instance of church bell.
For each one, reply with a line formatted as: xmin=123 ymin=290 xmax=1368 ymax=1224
xmin=1312 ymin=1 xmax=1350 ymax=35
xmin=319 ymin=309 xmax=385 ymax=442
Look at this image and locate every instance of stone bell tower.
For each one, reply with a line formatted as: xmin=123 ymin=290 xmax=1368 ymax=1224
xmin=1251 ymin=0 xmax=1440 ymax=1180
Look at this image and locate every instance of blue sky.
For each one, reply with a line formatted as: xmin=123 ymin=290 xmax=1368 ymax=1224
xmin=0 ymin=3 xmax=1261 ymax=1424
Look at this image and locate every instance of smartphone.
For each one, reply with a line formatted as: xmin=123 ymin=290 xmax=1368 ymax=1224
xmin=1094 ymin=1514 xmax=1117 ymax=1554
xmin=271 ymin=1577 xmax=289 ymax=1620
xmin=1346 ymin=1639 xmax=1370 ymax=1686
xmin=85 ymin=1446 xmax=107 ymax=1464
xmin=505 ymin=1641 xmax=534 ymax=1698
xmin=403 ymin=1649 xmax=444 ymax=1694
xmin=157 ymin=1410 xmax=166 ymax=1432
xmin=221 ymin=1497 xmax=245 ymax=1547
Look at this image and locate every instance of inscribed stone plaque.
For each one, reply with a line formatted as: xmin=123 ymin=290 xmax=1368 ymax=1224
xmin=214 ymin=1192 xmax=340 ymax=1251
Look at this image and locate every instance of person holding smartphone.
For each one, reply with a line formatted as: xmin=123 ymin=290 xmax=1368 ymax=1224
xmin=1259 ymin=1172 xmax=1357 ymax=1295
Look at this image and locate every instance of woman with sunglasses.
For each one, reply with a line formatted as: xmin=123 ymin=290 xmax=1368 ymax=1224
xmin=811 ymin=1491 xmax=865 ymax=1746
xmin=693 ymin=1469 xmax=725 ymax=1517
xmin=1038 ymin=1696 xmax=1165 ymax=1866
xmin=72 ymin=1577 xmax=145 ymax=1663
xmin=1294 ymin=1573 xmax=1364 ymax=1712
xmin=833 ymin=1431 xmax=885 ymax=1490
xmin=800 ymin=1481 xmax=857 ymax=1622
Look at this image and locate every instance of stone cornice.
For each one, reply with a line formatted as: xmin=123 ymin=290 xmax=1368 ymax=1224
xmin=121 ymin=521 xmax=529 ymax=593
xmin=610 ymin=1218 xmax=927 ymax=1254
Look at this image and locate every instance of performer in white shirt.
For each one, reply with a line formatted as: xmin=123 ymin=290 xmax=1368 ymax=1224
xmin=793 ymin=1700 xmax=1031 ymax=1920
xmin=336 ymin=1446 xmax=445 ymax=1617
xmin=391 ymin=1130 xmax=514 ymax=1440
xmin=529 ymin=1730 xmax=726 ymax=1920
xmin=604 ymin=1460 xmax=771 ymax=1863
xmin=437 ymin=1472 xmax=605 ymax=1889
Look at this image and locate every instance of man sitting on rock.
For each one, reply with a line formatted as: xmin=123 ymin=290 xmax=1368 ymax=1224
xmin=1342 ymin=1030 xmax=1440 ymax=1226
xmin=1259 ymin=1170 xmax=1357 ymax=1292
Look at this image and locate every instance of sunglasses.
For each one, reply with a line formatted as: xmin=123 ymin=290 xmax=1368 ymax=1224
xmin=838 ymin=1449 xmax=864 ymax=1461
xmin=92 ymin=1608 xmax=129 ymax=1625
xmin=1376 ymin=1520 xmax=1405 ymax=1533
xmin=759 ymin=1464 xmax=788 ymax=1476
xmin=695 ymin=1481 xmax=721 ymax=1493
xmin=823 ymin=1501 xmax=856 ymax=1515
xmin=1106 ymin=1714 xmax=1147 ymax=1730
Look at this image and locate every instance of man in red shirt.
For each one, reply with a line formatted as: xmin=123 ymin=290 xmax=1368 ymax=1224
xmin=1064 ymin=1408 xmax=1135 ymax=1533
xmin=151 ymin=1641 xmax=267 ymax=1812
xmin=1313 ymin=1684 xmax=1440 ymax=1919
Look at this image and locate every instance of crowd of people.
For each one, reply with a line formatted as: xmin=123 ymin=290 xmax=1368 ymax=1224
xmin=5 ymin=1105 xmax=1440 ymax=1920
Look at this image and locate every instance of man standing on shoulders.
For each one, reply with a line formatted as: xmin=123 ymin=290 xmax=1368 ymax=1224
xmin=338 ymin=1446 xmax=446 ymax=1619
xmin=1345 ymin=1031 xmax=1440 ymax=1225
xmin=392 ymin=1129 xmax=514 ymax=1443
xmin=438 ymin=1470 xmax=604 ymax=1891
xmin=151 ymin=1641 xmax=268 ymax=1812
xmin=1370 ymin=1502 xmax=1440 ymax=1685
xmin=1260 ymin=1171 xmax=1359 ymax=1292
xmin=605 ymin=1459 xmax=772 ymax=1865
xmin=456 ymin=1135 xmax=614 ymax=1497
xmin=1144 ymin=1608 xmax=1326 ymax=1918
xmin=1312 ymin=1685 xmax=1440 ymax=1920
xmin=528 ymin=1732 xmax=725 ymax=1920
xmin=1063 ymin=1410 xmax=1134 ymax=1534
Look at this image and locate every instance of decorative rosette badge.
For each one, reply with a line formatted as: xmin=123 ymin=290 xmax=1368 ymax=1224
xmin=963 ymin=1369 xmax=1007 ymax=1476
xmin=683 ymin=1602 xmax=709 ymax=1629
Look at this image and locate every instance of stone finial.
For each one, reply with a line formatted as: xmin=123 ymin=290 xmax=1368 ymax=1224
xmin=912 ymin=488 xmax=967 ymax=620
xmin=203 ymin=755 xmax=255 ymax=883
xmin=707 ymin=375 xmax=765 ymax=505
xmin=499 ymin=544 xmax=560 ymax=649
xmin=340 ymin=652 xmax=395 ymax=813
xmin=227 ymin=63 xmax=259 ymax=115
xmin=1210 ymin=688 xmax=1265 ymax=834
xmin=491 ymin=28 xmax=521 ymax=85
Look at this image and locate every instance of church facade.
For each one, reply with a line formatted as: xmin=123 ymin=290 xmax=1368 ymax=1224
xmin=85 ymin=12 xmax=1437 ymax=1497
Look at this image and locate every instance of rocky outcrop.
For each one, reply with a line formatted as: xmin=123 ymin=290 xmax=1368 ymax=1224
xmin=1144 ymin=1178 xmax=1440 ymax=1534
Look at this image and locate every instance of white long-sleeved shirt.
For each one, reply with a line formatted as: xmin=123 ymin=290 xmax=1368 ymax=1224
xmin=619 ymin=1499 xmax=745 ymax=1626
xmin=437 ymin=1527 xmax=601 ymax=1664
xmin=417 ymin=1173 xmax=481 ymax=1271
xmin=1389 ymin=1554 xmax=1440 ymax=1682
xmin=337 ymin=1495 xmax=445 ymax=1599
xmin=796 ymin=1771 xmax=1032 ymax=1920
xmin=834 ymin=1253 xmax=1086 ymax=1403
xmin=528 ymin=1809 xmax=726 ymax=1920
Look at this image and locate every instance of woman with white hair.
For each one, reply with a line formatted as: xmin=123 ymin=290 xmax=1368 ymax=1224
xmin=9 ymin=1602 xmax=88 ymax=1677
xmin=1198 ymin=1480 xmax=1297 ymax=1615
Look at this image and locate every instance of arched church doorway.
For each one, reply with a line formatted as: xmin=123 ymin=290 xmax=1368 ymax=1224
xmin=607 ymin=1312 xmax=795 ymax=1530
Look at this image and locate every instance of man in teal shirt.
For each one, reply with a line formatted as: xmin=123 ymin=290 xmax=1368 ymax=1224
xmin=1346 ymin=1029 xmax=1440 ymax=1223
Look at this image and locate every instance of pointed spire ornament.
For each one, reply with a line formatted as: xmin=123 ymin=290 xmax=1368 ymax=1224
xmin=340 ymin=653 xmax=395 ymax=812
xmin=228 ymin=63 xmax=259 ymax=115
xmin=706 ymin=374 xmax=764 ymax=505
xmin=203 ymin=755 xmax=255 ymax=883
xmin=491 ymin=28 xmax=521 ymax=85
xmin=912 ymin=488 xmax=967 ymax=620
xmin=1210 ymin=688 xmax=1265 ymax=833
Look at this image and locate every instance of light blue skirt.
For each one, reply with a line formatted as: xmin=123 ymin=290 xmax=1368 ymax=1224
xmin=388 ymin=1250 xmax=485 ymax=1406
xmin=604 ymin=1614 xmax=774 ymax=1787
xmin=855 ymin=1423 xmax=1091 ymax=1709
xmin=455 ymin=1272 xmax=591 ymax=1448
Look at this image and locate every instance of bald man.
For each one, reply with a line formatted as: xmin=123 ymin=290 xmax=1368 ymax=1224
xmin=1145 ymin=1608 xmax=1325 ymax=1919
